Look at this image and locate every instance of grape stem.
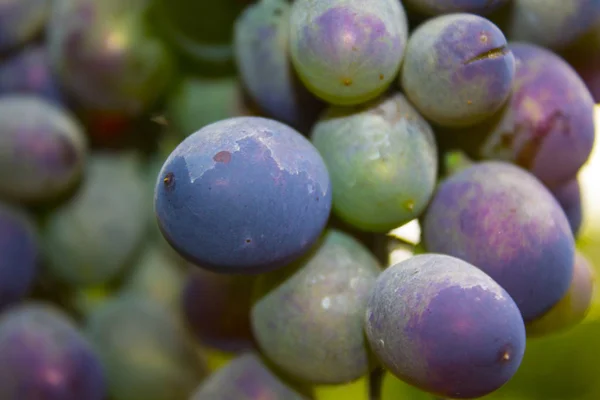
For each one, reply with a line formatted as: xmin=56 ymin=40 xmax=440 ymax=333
xmin=369 ymin=367 xmax=385 ymax=400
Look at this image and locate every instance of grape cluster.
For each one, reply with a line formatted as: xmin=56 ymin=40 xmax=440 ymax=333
xmin=0 ymin=0 xmax=598 ymax=400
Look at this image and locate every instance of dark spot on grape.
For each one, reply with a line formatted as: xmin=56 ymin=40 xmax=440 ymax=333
xmin=379 ymin=74 xmax=384 ymax=80
xmin=273 ymin=8 xmax=282 ymax=16
xmin=342 ymin=78 xmax=353 ymax=86
xmin=163 ymin=172 xmax=175 ymax=191
xmin=214 ymin=151 xmax=232 ymax=163
xmin=245 ymin=239 xmax=252 ymax=243
xmin=57 ymin=135 xmax=79 ymax=168
xmin=316 ymin=196 xmax=319 ymax=202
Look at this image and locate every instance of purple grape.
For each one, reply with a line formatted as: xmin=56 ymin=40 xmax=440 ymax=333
xmin=289 ymin=0 xmax=408 ymax=105
xmin=0 ymin=302 xmax=106 ymax=400
xmin=457 ymin=43 xmax=595 ymax=189
xmin=154 ymin=116 xmax=332 ymax=274
xmin=506 ymin=0 xmax=600 ymax=49
xmin=365 ymin=254 xmax=526 ymax=399
xmin=402 ymin=0 xmax=510 ymax=16
xmin=234 ymin=0 xmax=324 ymax=131
xmin=0 ymin=46 xmax=63 ymax=104
xmin=190 ymin=353 xmax=313 ymax=400
xmin=0 ymin=95 xmax=87 ymax=203
xmin=47 ymin=0 xmax=173 ymax=116
xmin=423 ymin=161 xmax=575 ymax=322
xmin=526 ymin=251 xmax=595 ymax=338
xmin=251 ymin=229 xmax=381 ymax=384
xmin=0 ymin=203 xmax=38 ymax=311
xmin=0 ymin=0 xmax=50 ymax=52
xmin=85 ymin=295 xmax=206 ymax=400
xmin=551 ymin=178 xmax=583 ymax=237
xmin=311 ymin=93 xmax=438 ymax=232
xmin=400 ymin=13 xmax=515 ymax=127
xmin=182 ymin=268 xmax=255 ymax=352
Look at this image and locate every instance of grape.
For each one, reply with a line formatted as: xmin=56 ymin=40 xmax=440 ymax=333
xmin=0 ymin=95 xmax=86 ymax=203
xmin=0 ymin=302 xmax=106 ymax=400
xmin=0 ymin=0 xmax=50 ymax=52
xmin=251 ymin=229 xmax=381 ymax=384
xmin=155 ymin=116 xmax=332 ymax=274
xmin=400 ymin=13 xmax=515 ymax=127
xmin=85 ymin=295 xmax=206 ymax=400
xmin=506 ymin=0 xmax=600 ymax=50
xmin=234 ymin=0 xmax=324 ymax=130
xmin=47 ymin=0 xmax=173 ymax=116
xmin=0 ymin=203 xmax=38 ymax=311
xmin=0 ymin=46 xmax=63 ymax=104
xmin=289 ymin=0 xmax=408 ymax=105
xmin=190 ymin=353 xmax=313 ymax=400
xmin=402 ymin=0 xmax=509 ymax=16
xmin=121 ymin=245 xmax=186 ymax=313
xmin=311 ymin=93 xmax=438 ymax=232
xmin=166 ymin=76 xmax=250 ymax=138
xmin=423 ymin=161 xmax=575 ymax=322
xmin=551 ymin=178 xmax=583 ymax=238
xmin=365 ymin=254 xmax=526 ymax=399
xmin=526 ymin=251 xmax=595 ymax=338
xmin=455 ymin=42 xmax=595 ymax=189
xmin=182 ymin=268 xmax=255 ymax=353
xmin=42 ymin=153 xmax=148 ymax=286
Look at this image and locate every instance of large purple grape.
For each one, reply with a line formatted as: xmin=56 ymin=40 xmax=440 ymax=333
xmin=0 ymin=203 xmax=38 ymax=311
xmin=0 ymin=0 xmax=50 ymax=52
xmin=526 ymin=251 xmax=595 ymax=338
xmin=0 ymin=95 xmax=86 ymax=203
xmin=47 ymin=0 xmax=173 ymax=116
xmin=182 ymin=268 xmax=255 ymax=352
xmin=0 ymin=302 xmax=106 ymax=400
xmin=423 ymin=161 xmax=575 ymax=322
xmin=311 ymin=93 xmax=438 ymax=232
xmin=190 ymin=353 xmax=313 ymax=400
xmin=251 ymin=229 xmax=381 ymax=384
xmin=85 ymin=295 xmax=206 ymax=400
xmin=234 ymin=0 xmax=324 ymax=130
xmin=456 ymin=43 xmax=595 ymax=189
xmin=154 ymin=117 xmax=332 ymax=274
xmin=506 ymin=0 xmax=600 ymax=49
xmin=289 ymin=0 xmax=408 ymax=105
xmin=365 ymin=254 xmax=526 ymax=399
xmin=551 ymin=178 xmax=583 ymax=237
xmin=0 ymin=46 xmax=63 ymax=104
xmin=402 ymin=0 xmax=509 ymax=15
xmin=401 ymin=13 xmax=515 ymax=127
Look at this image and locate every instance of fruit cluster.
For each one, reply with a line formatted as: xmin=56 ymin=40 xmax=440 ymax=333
xmin=0 ymin=1 xmax=599 ymax=400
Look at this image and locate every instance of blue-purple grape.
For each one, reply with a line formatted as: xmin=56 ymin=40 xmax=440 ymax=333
xmin=0 ymin=203 xmax=38 ymax=311
xmin=423 ymin=161 xmax=575 ymax=322
xmin=155 ymin=116 xmax=332 ymax=274
xmin=0 ymin=46 xmax=63 ymax=104
xmin=400 ymin=13 xmax=515 ymax=127
xmin=234 ymin=0 xmax=324 ymax=130
xmin=365 ymin=254 xmax=526 ymax=399
xmin=182 ymin=268 xmax=255 ymax=353
xmin=0 ymin=95 xmax=86 ymax=203
xmin=0 ymin=302 xmax=106 ymax=400
xmin=551 ymin=178 xmax=583 ymax=237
